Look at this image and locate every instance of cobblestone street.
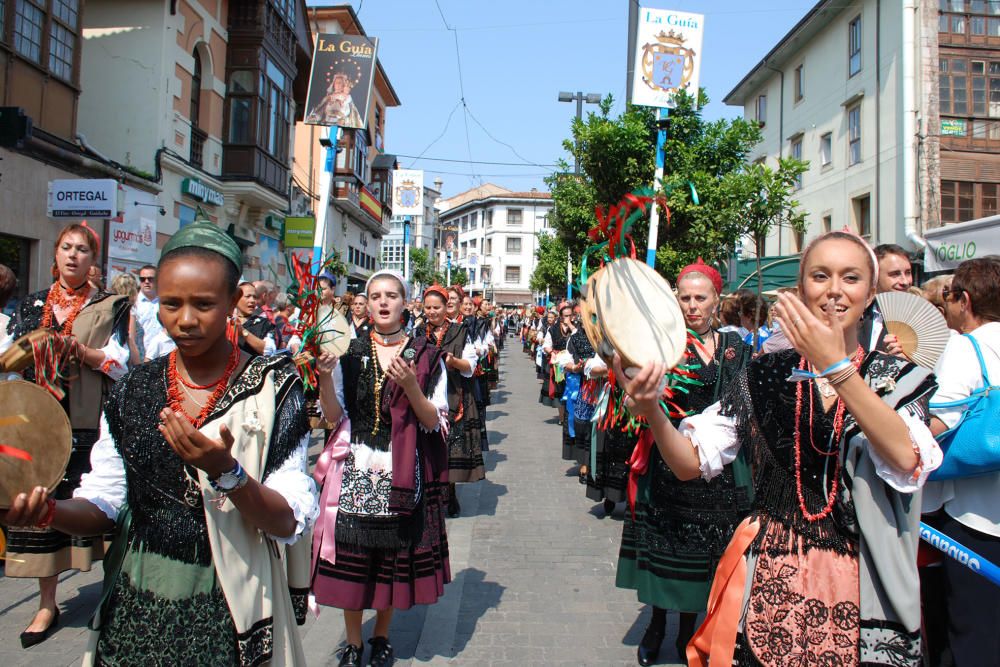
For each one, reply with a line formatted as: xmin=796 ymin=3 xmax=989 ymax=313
xmin=0 ymin=342 xmax=684 ymax=666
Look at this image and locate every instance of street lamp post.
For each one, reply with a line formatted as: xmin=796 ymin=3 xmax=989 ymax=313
xmin=558 ymin=91 xmax=602 ymax=175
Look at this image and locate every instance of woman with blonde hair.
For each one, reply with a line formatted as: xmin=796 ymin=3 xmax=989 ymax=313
xmin=618 ymin=231 xmax=942 ymax=666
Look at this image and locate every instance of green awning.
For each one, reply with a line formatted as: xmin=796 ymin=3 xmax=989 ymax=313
xmin=725 ymin=255 xmax=801 ymax=294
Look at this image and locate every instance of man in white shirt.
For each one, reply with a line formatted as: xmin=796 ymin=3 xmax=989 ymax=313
xmin=135 ymin=264 xmax=169 ymax=359
xmin=926 ymin=256 xmax=1000 ymax=666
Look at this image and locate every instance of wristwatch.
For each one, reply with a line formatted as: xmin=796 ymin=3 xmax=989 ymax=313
xmin=209 ymin=460 xmax=249 ymax=494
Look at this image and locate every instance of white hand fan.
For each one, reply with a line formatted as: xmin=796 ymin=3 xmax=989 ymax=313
xmin=875 ymin=291 xmax=951 ymax=369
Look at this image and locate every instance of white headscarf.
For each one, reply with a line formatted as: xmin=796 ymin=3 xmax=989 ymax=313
xmin=365 ymin=269 xmax=409 ymax=300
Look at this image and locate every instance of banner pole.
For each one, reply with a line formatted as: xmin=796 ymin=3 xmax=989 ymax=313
xmin=312 ymin=125 xmax=339 ymax=275
xmin=645 ymin=107 xmax=667 ymax=268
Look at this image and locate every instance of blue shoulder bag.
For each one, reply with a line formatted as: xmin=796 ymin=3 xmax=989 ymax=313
xmin=928 ymin=333 xmax=1000 ymax=481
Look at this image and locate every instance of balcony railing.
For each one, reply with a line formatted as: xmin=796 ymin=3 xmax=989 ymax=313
xmin=190 ymin=126 xmax=208 ymax=169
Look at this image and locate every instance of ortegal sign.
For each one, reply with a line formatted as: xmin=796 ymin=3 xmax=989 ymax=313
xmin=630 ymin=8 xmax=705 ymax=109
xmin=181 ymin=178 xmax=225 ymax=206
xmin=47 ymin=179 xmax=120 ymax=219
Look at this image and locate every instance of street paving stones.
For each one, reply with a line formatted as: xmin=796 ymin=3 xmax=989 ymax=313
xmin=0 ymin=341 xmax=684 ymax=666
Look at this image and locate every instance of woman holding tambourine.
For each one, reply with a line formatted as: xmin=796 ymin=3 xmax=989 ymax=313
xmin=618 ymin=233 xmax=943 ymax=667
xmin=0 ymin=223 xmax=130 ymax=648
xmin=617 ymin=260 xmax=753 ymax=666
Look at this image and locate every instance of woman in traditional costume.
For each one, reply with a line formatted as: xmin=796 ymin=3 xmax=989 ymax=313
xmin=584 ymin=359 xmax=637 ymax=516
xmin=562 ymin=317 xmax=597 ymax=476
xmin=235 ymin=281 xmax=277 ymax=356
xmin=540 ymin=304 xmax=574 ymax=422
xmin=3 ymin=221 xmax=317 ymax=664
xmin=616 ymin=232 xmax=941 ymax=667
xmin=311 ymin=270 xmax=451 ymax=667
xmin=617 ymin=260 xmax=753 ymax=666
xmin=1 ymin=223 xmax=130 ymax=647
xmin=416 ymin=285 xmax=483 ymax=518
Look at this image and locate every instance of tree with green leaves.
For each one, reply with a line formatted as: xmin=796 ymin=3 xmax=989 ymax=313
xmin=529 ymin=232 xmax=571 ymax=298
xmin=408 ymin=247 xmax=437 ymax=290
xmin=546 ymin=90 xmax=805 ymax=282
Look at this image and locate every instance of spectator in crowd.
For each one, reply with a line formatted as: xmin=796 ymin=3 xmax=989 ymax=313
xmin=87 ymin=264 xmax=104 ymax=291
xmin=717 ymin=292 xmax=749 ymax=339
xmin=272 ymin=292 xmax=298 ymax=350
xmin=926 ymin=256 xmax=1000 ymax=666
xmin=736 ymin=290 xmax=770 ymax=352
xmin=922 ymin=274 xmax=954 ymax=317
xmin=875 ymin=244 xmax=914 ymax=293
xmin=110 ymin=273 xmax=144 ymax=367
xmin=0 ymin=263 xmax=16 ymax=334
xmin=235 ymin=282 xmax=276 ymax=356
xmin=348 ymin=292 xmax=371 ymax=338
xmin=253 ymin=279 xmax=277 ymax=322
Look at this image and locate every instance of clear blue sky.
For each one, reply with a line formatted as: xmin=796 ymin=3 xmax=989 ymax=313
xmin=307 ymin=0 xmax=820 ymax=198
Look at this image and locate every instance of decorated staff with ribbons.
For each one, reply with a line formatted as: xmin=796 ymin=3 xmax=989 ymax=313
xmin=3 ymin=221 xmax=318 ymax=664
xmin=0 ymin=223 xmax=130 ymax=648
xmin=617 ymin=259 xmax=753 ymax=666
xmin=416 ymin=285 xmax=484 ymax=519
xmin=311 ymin=270 xmax=451 ymax=667
xmin=619 ymin=231 xmax=943 ymax=667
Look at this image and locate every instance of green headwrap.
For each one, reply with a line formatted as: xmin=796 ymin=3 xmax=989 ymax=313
xmin=160 ymin=220 xmax=242 ymax=271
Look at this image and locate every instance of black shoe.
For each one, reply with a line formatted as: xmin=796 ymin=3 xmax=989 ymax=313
xmin=447 ymin=495 xmax=461 ymax=518
xmin=637 ymin=623 xmax=664 ymax=666
xmin=603 ymin=498 xmax=616 ymax=516
xmin=368 ymin=636 xmax=394 ymax=667
xmin=336 ymin=643 xmax=363 ymax=667
xmin=20 ymin=607 xmax=60 ymax=649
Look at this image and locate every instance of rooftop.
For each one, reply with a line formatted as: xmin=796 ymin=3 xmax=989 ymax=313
xmin=723 ymin=0 xmax=847 ymax=106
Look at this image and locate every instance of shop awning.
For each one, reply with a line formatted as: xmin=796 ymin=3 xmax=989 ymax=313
xmin=725 ymin=255 xmax=801 ymax=294
xmin=922 ymin=215 xmax=1000 ymax=272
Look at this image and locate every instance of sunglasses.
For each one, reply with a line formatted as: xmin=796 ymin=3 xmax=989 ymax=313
xmin=941 ymin=286 xmax=964 ymax=301
xmin=139 ymin=276 xmax=155 ymax=283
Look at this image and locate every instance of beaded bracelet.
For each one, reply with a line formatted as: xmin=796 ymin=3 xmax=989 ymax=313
xmin=36 ymin=498 xmax=57 ymax=529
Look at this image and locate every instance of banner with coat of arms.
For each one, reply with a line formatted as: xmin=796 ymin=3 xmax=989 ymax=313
xmin=630 ymin=8 xmax=704 ymax=109
xmin=391 ymin=169 xmax=424 ymax=216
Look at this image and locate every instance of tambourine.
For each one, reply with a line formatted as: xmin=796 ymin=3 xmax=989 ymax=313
xmin=0 ymin=380 xmax=72 ymax=509
xmin=314 ymin=305 xmax=352 ymax=358
xmin=0 ymin=329 xmax=59 ymax=373
xmin=584 ymin=257 xmax=687 ymax=376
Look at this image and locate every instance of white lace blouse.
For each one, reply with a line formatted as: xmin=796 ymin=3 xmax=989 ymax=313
xmin=677 ymin=401 xmax=943 ymax=494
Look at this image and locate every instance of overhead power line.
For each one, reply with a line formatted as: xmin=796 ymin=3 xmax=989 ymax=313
xmin=396 ymin=154 xmax=560 ymax=168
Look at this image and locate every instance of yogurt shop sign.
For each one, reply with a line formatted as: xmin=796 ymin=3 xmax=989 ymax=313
xmin=47 ymin=179 xmax=120 ymax=218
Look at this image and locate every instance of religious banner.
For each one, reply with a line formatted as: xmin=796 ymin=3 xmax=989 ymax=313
xmin=629 ymin=8 xmax=705 ymax=109
xmin=391 ymin=169 xmax=424 ymax=216
xmin=304 ymin=34 xmax=379 ymax=129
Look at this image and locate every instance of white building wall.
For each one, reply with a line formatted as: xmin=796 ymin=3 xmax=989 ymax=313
xmin=736 ymin=0 xmax=913 ymax=255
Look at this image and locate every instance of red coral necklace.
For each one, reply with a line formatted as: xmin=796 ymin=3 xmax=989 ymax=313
xmin=167 ymin=343 xmax=241 ymax=427
xmin=41 ymin=281 xmax=90 ymax=336
xmin=430 ymin=321 xmax=450 ymax=348
xmin=793 ymin=346 xmax=864 ymax=522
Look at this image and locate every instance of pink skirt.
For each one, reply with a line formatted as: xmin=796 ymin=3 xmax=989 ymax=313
xmin=311 ymin=480 xmax=451 ymax=611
